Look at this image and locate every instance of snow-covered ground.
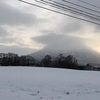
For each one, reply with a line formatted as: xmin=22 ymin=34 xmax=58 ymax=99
xmin=0 ymin=67 xmax=100 ymax=100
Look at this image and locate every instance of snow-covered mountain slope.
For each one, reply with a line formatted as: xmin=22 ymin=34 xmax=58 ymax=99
xmin=30 ymin=49 xmax=100 ymax=64
xmin=0 ymin=67 xmax=100 ymax=100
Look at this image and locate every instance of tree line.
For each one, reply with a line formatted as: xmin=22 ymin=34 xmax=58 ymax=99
xmin=0 ymin=53 xmax=99 ymax=71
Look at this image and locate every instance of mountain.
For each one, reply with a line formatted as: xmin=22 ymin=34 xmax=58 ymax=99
xmin=31 ymin=34 xmax=100 ymax=64
xmin=30 ymin=49 xmax=100 ymax=65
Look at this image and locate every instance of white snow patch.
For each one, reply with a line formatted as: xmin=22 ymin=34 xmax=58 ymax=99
xmin=0 ymin=67 xmax=100 ymax=100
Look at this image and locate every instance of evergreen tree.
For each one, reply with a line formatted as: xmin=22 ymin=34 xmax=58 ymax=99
xmin=41 ymin=55 xmax=52 ymax=67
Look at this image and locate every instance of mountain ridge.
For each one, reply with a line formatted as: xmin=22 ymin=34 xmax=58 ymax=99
xmin=30 ymin=49 xmax=100 ymax=64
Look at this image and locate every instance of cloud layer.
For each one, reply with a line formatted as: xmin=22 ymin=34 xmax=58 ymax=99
xmin=0 ymin=0 xmax=100 ymax=57
xmin=0 ymin=2 xmax=37 ymax=26
xmin=33 ymin=33 xmax=89 ymax=53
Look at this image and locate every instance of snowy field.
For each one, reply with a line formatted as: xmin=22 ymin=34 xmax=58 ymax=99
xmin=0 ymin=67 xmax=100 ymax=100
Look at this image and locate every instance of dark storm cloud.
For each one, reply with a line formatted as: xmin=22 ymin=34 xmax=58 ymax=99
xmin=0 ymin=2 xmax=37 ymax=26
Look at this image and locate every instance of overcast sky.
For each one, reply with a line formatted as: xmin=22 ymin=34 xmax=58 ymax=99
xmin=0 ymin=0 xmax=100 ymax=55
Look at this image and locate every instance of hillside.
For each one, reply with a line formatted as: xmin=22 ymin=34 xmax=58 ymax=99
xmin=30 ymin=49 xmax=100 ymax=64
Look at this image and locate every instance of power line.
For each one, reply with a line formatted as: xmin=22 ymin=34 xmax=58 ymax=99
xmin=46 ymin=0 xmax=100 ymax=18
xmin=62 ymin=0 xmax=100 ymax=14
xmin=78 ymin=0 xmax=100 ymax=9
xmin=35 ymin=0 xmax=100 ymax=22
xmin=18 ymin=0 xmax=100 ymax=25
